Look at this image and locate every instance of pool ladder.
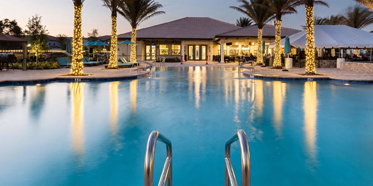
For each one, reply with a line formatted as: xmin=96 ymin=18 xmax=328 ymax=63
xmin=144 ymin=130 xmax=250 ymax=186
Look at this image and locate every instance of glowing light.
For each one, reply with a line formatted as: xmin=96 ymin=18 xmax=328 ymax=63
xmin=110 ymin=82 xmax=119 ymax=136
xmin=194 ymin=66 xmax=201 ymax=109
xmin=130 ymin=80 xmax=138 ymax=113
xmin=257 ymin=28 xmax=263 ymax=65
xmin=71 ymin=5 xmax=84 ymax=75
xmin=305 ymin=5 xmax=316 ymax=75
xmin=130 ymin=28 xmax=137 ymax=62
xmin=108 ymin=16 xmax=118 ymax=69
xmin=273 ymin=81 xmax=285 ymax=137
xmin=255 ymin=80 xmax=263 ymax=116
xmin=304 ymin=81 xmax=318 ymax=169
xmin=71 ymin=82 xmax=84 ymax=155
xmin=355 ymin=49 xmax=359 ymax=56
xmin=344 ymin=83 xmax=350 ymax=86
xmin=331 ymin=49 xmax=336 ymax=57
xmin=273 ymin=20 xmax=282 ymax=68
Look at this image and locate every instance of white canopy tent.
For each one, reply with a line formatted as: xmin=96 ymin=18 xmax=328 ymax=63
xmin=270 ymin=25 xmax=373 ymax=49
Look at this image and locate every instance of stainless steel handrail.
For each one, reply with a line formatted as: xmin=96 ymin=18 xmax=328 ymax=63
xmin=144 ymin=131 xmax=172 ymax=186
xmin=225 ymin=130 xmax=250 ymax=186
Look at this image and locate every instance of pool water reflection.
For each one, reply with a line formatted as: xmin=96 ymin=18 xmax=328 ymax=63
xmin=0 ymin=67 xmax=373 ymax=185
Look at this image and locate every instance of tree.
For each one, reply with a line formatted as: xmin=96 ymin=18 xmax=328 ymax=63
xmin=118 ymin=0 xmax=165 ymax=62
xmin=341 ymin=5 xmax=373 ymax=29
xmin=103 ymin=0 xmax=120 ymax=69
xmin=24 ymin=15 xmax=48 ymax=63
xmin=236 ymin=17 xmax=253 ymax=27
xmin=301 ymin=15 xmax=342 ymax=29
xmin=88 ymin=29 xmax=99 ymax=41
xmin=230 ymin=0 xmax=274 ymax=65
xmin=0 ymin=19 xmax=23 ymax=37
xmin=355 ymin=0 xmax=373 ymax=10
xmin=266 ymin=0 xmax=300 ymax=68
xmin=295 ymin=0 xmax=328 ymax=75
xmin=71 ymin=0 xmax=85 ymax=76
xmin=56 ymin=34 xmax=68 ymax=50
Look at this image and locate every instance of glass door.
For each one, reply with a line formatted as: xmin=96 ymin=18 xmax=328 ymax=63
xmin=201 ymin=46 xmax=207 ymax=60
xmin=195 ymin=46 xmax=200 ymax=60
xmin=146 ymin=45 xmax=156 ymax=61
xmin=189 ymin=46 xmax=194 ymax=60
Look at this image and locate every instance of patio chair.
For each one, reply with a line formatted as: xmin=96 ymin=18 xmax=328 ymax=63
xmin=0 ymin=54 xmax=15 ymax=70
xmin=82 ymin=57 xmax=101 ymax=66
xmin=57 ymin=57 xmax=71 ymax=67
xmin=119 ymin=57 xmax=140 ymax=66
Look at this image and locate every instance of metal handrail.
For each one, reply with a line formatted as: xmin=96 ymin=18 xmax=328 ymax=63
xmin=144 ymin=131 xmax=172 ymax=186
xmin=225 ymin=130 xmax=250 ymax=186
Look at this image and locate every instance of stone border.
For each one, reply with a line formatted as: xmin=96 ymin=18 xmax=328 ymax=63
xmin=0 ymin=72 xmax=151 ymax=86
xmin=243 ymin=72 xmax=373 ymax=84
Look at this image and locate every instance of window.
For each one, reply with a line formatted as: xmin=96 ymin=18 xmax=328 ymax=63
xmin=160 ymin=45 xmax=169 ymax=55
xmin=172 ymin=45 xmax=181 ymax=55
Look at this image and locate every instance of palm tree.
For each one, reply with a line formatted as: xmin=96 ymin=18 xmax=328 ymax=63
xmin=267 ymin=0 xmax=299 ymax=68
xmin=103 ymin=0 xmax=120 ymax=69
xmin=296 ymin=0 xmax=328 ymax=75
xmin=355 ymin=0 xmax=373 ymax=10
xmin=231 ymin=0 xmax=274 ymax=65
xmin=236 ymin=17 xmax=253 ymax=27
xmin=341 ymin=5 xmax=373 ymax=29
xmin=71 ymin=0 xmax=85 ymax=76
xmin=301 ymin=15 xmax=342 ymax=29
xmin=118 ymin=0 xmax=165 ymax=63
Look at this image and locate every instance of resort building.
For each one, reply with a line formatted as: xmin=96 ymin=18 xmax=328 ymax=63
xmin=117 ymin=17 xmax=301 ymax=62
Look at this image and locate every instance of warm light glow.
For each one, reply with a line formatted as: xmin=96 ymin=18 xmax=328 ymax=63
xmin=274 ymin=20 xmax=282 ymax=67
xmin=305 ymin=5 xmax=316 ymax=75
xmin=331 ymin=49 xmax=336 ymax=57
xmin=108 ymin=16 xmax=118 ymax=69
xmin=255 ymin=80 xmax=263 ymax=116
xmin=304 ymin=81 xmax=318 ymax=169
xmin=130 ymin=28 xmax=137 ymax=62
xmin=130 ymin=80 xmax=138 ymax=113
xmin=194 ymin=66 xmax=201 ymax=109
xmin=273 ymin=81 xmax=285 ymax=137
xmin=71 ymin=83 xmax=84 ymax=155
xmin=71 ymin=5 xmax=84 ymax=75
xmin=257 ymin=29 xmax=264 ymax=65
xmin=354 ymin=49 xmax=359 ymax=56
xmin=110 ymin=81 xmax=119 ymax=136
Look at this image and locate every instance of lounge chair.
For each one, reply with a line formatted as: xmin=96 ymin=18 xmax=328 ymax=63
xmin=83 ymin=57 xmax=101 ymax=66
xmin=57 ymin=57 xmax=71 ymax=67
xmin=119 ymin=57 xmax=140 ymax=66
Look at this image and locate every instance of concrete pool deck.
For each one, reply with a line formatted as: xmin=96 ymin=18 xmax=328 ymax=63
xmin=1 ymin=62 xmax=373 ymax=84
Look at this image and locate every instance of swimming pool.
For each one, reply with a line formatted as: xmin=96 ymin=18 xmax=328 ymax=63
xmin=0 ymin=67 xmax=372 ymax=185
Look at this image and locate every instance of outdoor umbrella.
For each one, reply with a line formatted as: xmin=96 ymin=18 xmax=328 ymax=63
xmin=118 ymin=40 xmax=137 ymax=61
xmin=66 ymin=38 xmax=72 ymax=54
xmin=83 ymin=41 xmax=93 ymax=46
xmin=87 ymin=40 xmax=109 ymax=46
xmin=284 ymin=36 xmax=291 ymax=56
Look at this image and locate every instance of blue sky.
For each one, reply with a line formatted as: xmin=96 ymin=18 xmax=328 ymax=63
xmin=0 ymin=0 xmax=369 ymax=37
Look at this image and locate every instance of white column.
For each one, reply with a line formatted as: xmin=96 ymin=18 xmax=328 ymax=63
xmin=181 ymin=41 xmax=185 ymax=61
xmin=220 ymin=41 xmax=225 ymax=63
xmin=209 ymin=43 xmax=213 ymax=62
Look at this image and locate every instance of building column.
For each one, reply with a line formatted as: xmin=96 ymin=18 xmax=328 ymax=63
xmin=181 ymin=41 xmax=185 ymax=61
xmin=209 ymin=43 xmax=213 ymax=62
xmin=220 ymin=41 xmax=225 ymax=63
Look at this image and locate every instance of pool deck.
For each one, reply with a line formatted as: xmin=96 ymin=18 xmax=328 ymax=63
xmin=1 ymin=61 xmax=373 ymax=84
xmin=0 ymin=65 xmax=150 ymax=85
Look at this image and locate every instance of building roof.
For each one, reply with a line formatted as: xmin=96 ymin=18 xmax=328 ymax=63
xmin=118 ymin=17 xmax=240 ymax=40
xmin=0 ymin=33 xmax=27 ymax=42
xmin=216 ymin=24 xmax=301 ymax=38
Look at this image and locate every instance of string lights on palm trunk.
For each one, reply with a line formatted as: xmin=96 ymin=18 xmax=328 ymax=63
xmin=71 ymin=4 xmax=84 ymax=76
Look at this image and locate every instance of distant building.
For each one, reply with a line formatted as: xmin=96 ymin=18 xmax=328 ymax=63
xmin=47 ymin=35 xmax=61 ymax=49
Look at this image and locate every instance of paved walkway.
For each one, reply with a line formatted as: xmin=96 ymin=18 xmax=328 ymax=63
xmin=242 ymin=66 xmax=373 ymax=82
xmin=0 ymin=65 xmax=149 ymax=83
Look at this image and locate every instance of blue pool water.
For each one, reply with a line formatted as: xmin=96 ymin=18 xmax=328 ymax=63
xmin=0 ymin=67 xmax=373 ymax=185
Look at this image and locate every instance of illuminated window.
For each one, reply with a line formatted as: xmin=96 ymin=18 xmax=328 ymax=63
xmin=160 ymin=45 xmax=169 ymax=55
xmin=172 ymin=45 xmax=181 ymax=55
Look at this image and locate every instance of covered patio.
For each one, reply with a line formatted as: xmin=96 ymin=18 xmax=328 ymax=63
xmin=0 ymin=33 xmax=28 ymax=71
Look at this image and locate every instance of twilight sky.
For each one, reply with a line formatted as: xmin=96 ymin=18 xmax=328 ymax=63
xmin=0 ymin=0 xmax=370 ymax=37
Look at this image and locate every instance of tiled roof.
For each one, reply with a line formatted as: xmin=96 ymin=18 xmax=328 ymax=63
xmin=118 ymin=17 xmax=240 ymax=40
xmin=0 ymin=33 xmax=27 ymax=42
xmin=216 ymin=24 xmax=301 ymax=38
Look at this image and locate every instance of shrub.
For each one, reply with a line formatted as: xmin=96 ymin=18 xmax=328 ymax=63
xmin=14 ymin=62 xmax=61 ymax=70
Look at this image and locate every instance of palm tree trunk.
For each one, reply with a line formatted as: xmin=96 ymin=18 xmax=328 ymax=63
xmin=257 ymin=28 xmax=263 ymax=65
xmin=130 ymin=28 xmax=137 ymax=62
xmin=274 ymin=20 xmax=282 ymax=68
xmin=71 ymin=3 xmax=84 ymax=75
xmin=108 ymin=15 xmax=118 ymax=69
xmin=305 ymin=5 xmax=316 ymax=75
